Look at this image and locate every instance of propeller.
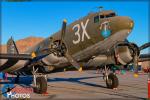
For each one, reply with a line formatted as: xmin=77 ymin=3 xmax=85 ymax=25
xmin=30 ymin=37 xmax=60 ymax=62
xmin=114 ymin=42 xmax=148 ymax=77
xmin=133 ymin=51 xmax=139 ymax=77
xmin=60 ymin=19 xmax=67 ymax=46
xmin=139 ymin=42 xmax=150 ymax=51
xmin=59 ymin=19 xmax=82 ymax=71
xmin=65 ymin=52 xmax=82 ymax=71
xmin=132 ymin=42 xmax=150 ymax=77
xmin=31 ymin=19 xmax=82 ymax=71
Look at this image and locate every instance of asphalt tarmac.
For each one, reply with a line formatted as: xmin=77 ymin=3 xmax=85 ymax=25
xmin=0 ymin=70 xmax=148 ymax=100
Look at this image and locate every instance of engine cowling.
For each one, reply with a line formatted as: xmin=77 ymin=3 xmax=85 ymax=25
xmin=115 ymin=46 xmax=134 ymax=65
xmin=86 ymin=42 xmax=139 ymax=67
xmin=114 ymin=42 xmax=139 ymax=65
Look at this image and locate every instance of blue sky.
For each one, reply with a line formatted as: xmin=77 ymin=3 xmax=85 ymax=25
xmin=1 ymin=1 xmax=149 ymax=53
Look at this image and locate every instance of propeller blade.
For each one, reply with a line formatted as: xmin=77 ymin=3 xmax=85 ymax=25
xmin=60 ymin=19 xmax=67 ymax=45
xmin=133 ymin=53 xmax=139 ymax=77
xmin=133 ymin=55 xmax=138 ymax=73
xmin=139 ymin=42 xmax=150 ymax=51
xmin=60 ymin=19 xmax=82 ymax=71
xmin=65 ymin=52 xmax=82 ymax=71
xmin=31 ymin=47 xmax=56 ymax=61
xmin=133 ymin=42 xmax=150 ymax=77
xmin=139 ymin=53 xmax=150 ymax=62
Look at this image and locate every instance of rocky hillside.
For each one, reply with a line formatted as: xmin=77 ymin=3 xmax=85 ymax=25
xmin=0 ymin=37 xmax=44 ymax=53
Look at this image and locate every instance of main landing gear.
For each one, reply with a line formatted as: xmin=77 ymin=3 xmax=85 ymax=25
xmin=32 ymin=66 xmax=47 ymax=94
xmin=103 ymin=66 xmax=119 ymax=89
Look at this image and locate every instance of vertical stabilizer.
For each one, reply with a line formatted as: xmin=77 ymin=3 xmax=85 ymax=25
xmin=7 ymin=37 xmax=19 ymax=54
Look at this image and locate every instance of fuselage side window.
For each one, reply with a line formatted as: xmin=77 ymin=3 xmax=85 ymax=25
xmin=94 ymin=16 xmax=99 ymax=23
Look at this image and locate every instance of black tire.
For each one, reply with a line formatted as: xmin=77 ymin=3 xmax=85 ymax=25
xmin=106 ymin=73 xmax=119 ymax=89
xmin=34 ymin=77 xmax=47 ymax=94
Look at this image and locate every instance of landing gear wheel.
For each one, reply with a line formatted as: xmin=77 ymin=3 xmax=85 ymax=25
xmin=34 ymin=77 xmax=47 ymax=94
xmin=106 ymin=73 xmax=119 ymax=89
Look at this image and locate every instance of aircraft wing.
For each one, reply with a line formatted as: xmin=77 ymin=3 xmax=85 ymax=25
xmin=0 ymin=37 xmax=49 ymax=61
xmin=0 ymin=53 xmax=32 ymax=60
xmin=0 ymin=52 xmax=50 ymax=62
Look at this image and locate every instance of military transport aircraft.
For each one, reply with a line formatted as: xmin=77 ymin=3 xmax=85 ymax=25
xmin=0 ymin=9 xmax=150 ymax=94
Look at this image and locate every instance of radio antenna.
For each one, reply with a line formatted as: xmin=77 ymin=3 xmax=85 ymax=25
xmin=98 ymin=6 xmax=103 ymax=12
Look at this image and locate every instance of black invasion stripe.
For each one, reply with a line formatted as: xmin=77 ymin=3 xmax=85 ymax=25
xmin=17 ymin=72 xmax=20 ymax=75
xmin=22 ymin=72 xmax=26 ymax=76
xmin=0 ymin=59 xmax=19 ymax=72
xmin=10 ymin=66 xmax=32 ymax=75
xmin=19 ymin=72 xmax=22 ymax=75
xmin=20 ymin=72 xmax=24 ymax=75
xmin=16 ymin=72 xmax=20 ymax=75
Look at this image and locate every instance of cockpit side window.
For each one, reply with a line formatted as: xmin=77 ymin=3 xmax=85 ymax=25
xmin=94 ymin=16 xmax=99 ymax=23
xmin=100 ymin=15 xmax=104 ymax=18
xmin=106 ymin=13 xmax=116 ymax=18
xmin=94 ymin=12 xmax=116 ymax=23
xmin=110 ymin=13 xmax=116 ymax=17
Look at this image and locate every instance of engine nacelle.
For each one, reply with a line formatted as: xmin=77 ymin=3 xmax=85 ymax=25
xmin=42 ymin=53 xmax=68 ymax=68
xmin=114 ymin=42 xmax=139 ymax=65
xmin=42 ymin=54 xmax=60 ymax=65
xmin=86 ymin=42 xmax=139 ymax=67
xmin=115 ymin=46 xmax=133 ymax=65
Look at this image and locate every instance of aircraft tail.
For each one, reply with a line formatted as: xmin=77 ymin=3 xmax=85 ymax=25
xmin=7 ymin=37 xmax=19 ymax=54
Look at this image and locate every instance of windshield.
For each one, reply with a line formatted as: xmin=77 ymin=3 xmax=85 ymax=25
xmin=100 ymin=13 xmax=116 ymax=18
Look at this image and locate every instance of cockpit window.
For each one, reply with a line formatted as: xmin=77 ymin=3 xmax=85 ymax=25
xmin=94 ymin=12 xmax=116 ymax=23
xmin=110 ymin=13 xmax=116 ymax=17
xmin=100 ymin=15 xmax=104 ymax=18
xmin=100 ymin=12 xmax=116 ymax=19
xmin=106 ymin=13 xmax=116 ymax=18
xmin=94 ymin=16 xmax=99 ymax=23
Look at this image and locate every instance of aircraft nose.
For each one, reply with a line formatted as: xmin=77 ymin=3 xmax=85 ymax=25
xmin=110 ymin=16 xmax=134 ymax=31
xmin=119 ymin=17 xmax=134 ymax=30
xmin=122 ymin=17 xmax=134 ymax=29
